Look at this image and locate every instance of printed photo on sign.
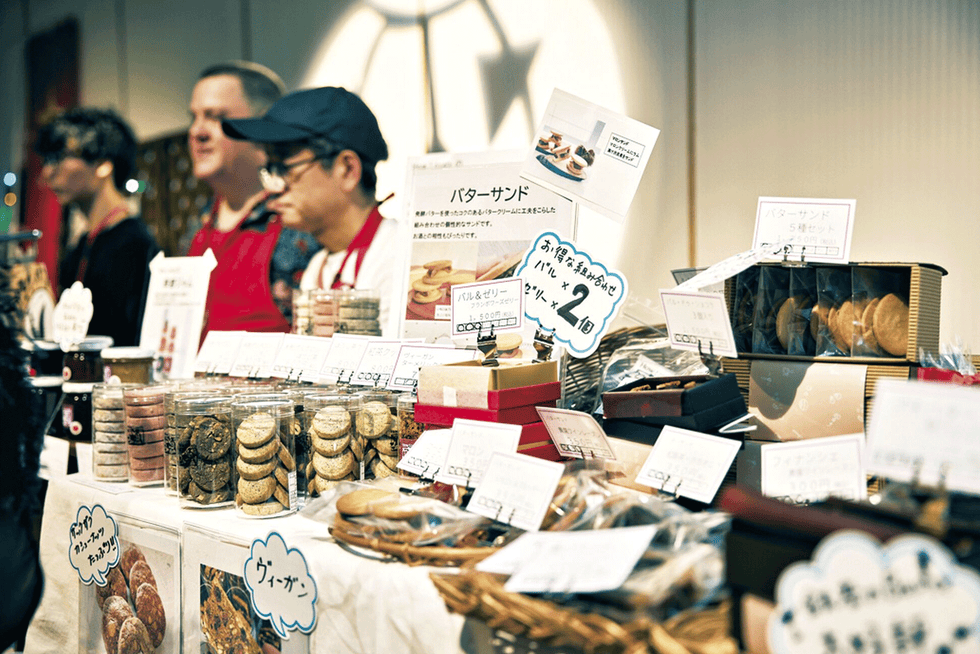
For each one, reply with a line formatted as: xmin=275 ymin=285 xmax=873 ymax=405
xmin=521 ymin=88 xmax=660 ymax=221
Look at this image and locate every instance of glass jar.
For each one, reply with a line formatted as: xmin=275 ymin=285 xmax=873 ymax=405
xmin=310 ymin=289 xmax=338 ymax=338
xmin=292 ymin=289 xmax=313 ymax=335
xmin=123 ymin=385 xmax=167 ymax=486
xmin=63 ymin=336 xmax=113 ymax=383
xmin=62 ymin=382 xmax=94 ymax=441
xmin=335 ymin=289 xmax=382 ymax=336
xmin=176 ymin=396 xmax=235 ymax=508
xmin=353 ymin=390 xmax=398 ymax=480
xmin=91 ymin=383 xmax=138 ymax=482
xmin=396 ymin=393 xmax=424 ymax=477
xmin=304 ymin=393 xmax=361 ymax=497
xmin=101 ymin=346 xmax=155 ymax=384
xmin=231 ymin=399 xmax=297 ymax=517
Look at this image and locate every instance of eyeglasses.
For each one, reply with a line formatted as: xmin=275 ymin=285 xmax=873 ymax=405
xmin=260 ymin=153 xmax=331 ymax=193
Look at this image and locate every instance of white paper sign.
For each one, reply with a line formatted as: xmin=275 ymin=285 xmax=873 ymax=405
xmin=450 ymin=277 xmax=524 ymax=337
xmin=68 ymin=504 xmax=120 ymax=585
xmin=866 ymin=378 xmax=980 ymax=494
xmin=227 ymin=332 xmax=284 ymax=379
xmin=140 ymin=250 xmax=216 ymax=379
xmin=760 ymin=434 xmax=866 ymax=504
xmin=635 ymin=426 xmax=741 ymax=503
xmin=769 ymin=531 xmax=980 ymax=654
xmin=477 ymin=525 xmax=657 ymax=594
xmin=193 ymin=330 xmax=245 ymax=375
xmin=536 ymin=406 xmax=615 ymax=459
xmin=397 ymin=428 xmax=453 ymax=478
xmin=271 ymin=334 xmax=330 ymax=381
xmin=243 ymin=531 xmax=317 ymax=639
xmin=660 ymin=290 xmax=738 ymax=358
xmin=386 ymin=343 xmax=478 ymax=392
xmin=516 ymin=231 xmax=627 ymax=358
xmin=38 ymin=434 xmax=71 ymax=480
xmin=467 ymin=452 xmax=565 ymax=531
xmin=350 ymin=339 xmax=421 ymax=388
xmin=52 ymin=281 xmax=94 ymax=349
xmin=754 ymin=196 xmax=856 ymax=264
xmin=674 ymin=241 xmax=792 ymax=292
xmin=436 ymin=419 xmax=522 ymax=487
xmin=317 ymin=334 xmax=372 ymax=384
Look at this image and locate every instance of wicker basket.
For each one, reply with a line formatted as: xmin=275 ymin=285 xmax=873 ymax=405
xmin=431 ymin=569 xmax=737 ymax=654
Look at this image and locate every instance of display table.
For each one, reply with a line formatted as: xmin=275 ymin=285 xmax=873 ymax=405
xmin=24 ymin=474 xmax=472 ymax=654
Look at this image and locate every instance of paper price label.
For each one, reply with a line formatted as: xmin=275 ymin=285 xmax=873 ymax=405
xmin=244 ymin=531 xmax=317 ymax=639
xmin=536 ymin=406 xmax=615 ymax=459
xmin=761 ymin=434 xmax=866 ymax=505
xmin=68 ymin=504 xmax=120 ymax=585
xmin=451 ymin=278 xmax=524 ymax=336
xmin=270 ymin=334 xmax=332 ymax=381
xmin=770 ymin=531 xmax=980 ymax=654
xmin=53 ymin=281 xmax=94 ymax=349
xmin=516 ymin=231 xmax=627 ymax=358
xmin=660 ymin=290 xmax=738 ymax=357
xmin=228 ymin=332 xmax=284 ymax=378
xmin=754 ymin=196 xmax=856 ymax=264
xmin=350 ymin=339 xmax=420 ymax=387
xmin=635 ymin=426 xmax=740 ymax=503
xmin=386 ymin=343 xmax=477 ymax=392
xmin=317 ymin=334 xmax=372 ymax=384
xmin=467 ymin=452 xmax=565 ymax=531
xmin=194 ymin=330 xmax=245 ymax=375
xmin=396 ymin=428 xmax=452 ymax=478
xmin=436 ymin=419 xmax=522 ymax=487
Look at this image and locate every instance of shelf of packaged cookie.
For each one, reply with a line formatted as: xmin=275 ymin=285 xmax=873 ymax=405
xmin=726 ymin=261 xmax=945 ymax=364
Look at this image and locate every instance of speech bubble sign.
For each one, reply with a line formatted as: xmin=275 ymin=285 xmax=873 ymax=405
xmin=68 ymin=504 xmax=120 ymax=586
xmin=244 ymin=531 xmax=318 ymax=639
xmin=53 ymin=281 xmax=94 ymax=350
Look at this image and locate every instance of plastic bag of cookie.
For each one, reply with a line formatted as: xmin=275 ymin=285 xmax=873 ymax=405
xmin=232 ymin=399 xmax=298 ymax=517
xmin=778 ymin=267 xmax=817 ymax=356
xmin=176 ymin=396 xmax=236 ymax=508
xmin=124 ymin=384 xmax=173 ymax=486
xmin=731 ymin=267 xmax=760 ymax=353
xmin=92 ymin=382 xmax=139 ymax=482
xmin=352 ymin=390 xmax=399 ymax=480
xmin=813 ymin=266 xmax=853 ymax=356
xmin=304 ymin=393 xmax=361 ymax=497
xmin=751 ymin=266 xmax=791 ymax=355
xmin=850 ymin=266 xmax=911 ymax=358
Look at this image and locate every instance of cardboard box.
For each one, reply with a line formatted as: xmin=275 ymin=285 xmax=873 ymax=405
xmin=601 ymin=373 xmax=746 ymax=432
xmin=417 ymin=360 xmax=559 ymax=409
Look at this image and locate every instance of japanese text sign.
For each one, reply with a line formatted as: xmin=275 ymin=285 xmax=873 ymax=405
xmin=318 ymin=334 xmax=372 ymax=384
xmin=53 ymin=281 xmax=93 ymax=349
xmin=435 ymin=419 xmax=522 ymax=488
xmin=635 ymin=426 xmax=740 ymax=503
xmin=451 ymin=277 xmax=524 ymax=337
xmin=271 ymin=334 xmax=332 ymax=382
xmin=69 ymin=504 xmax=120 ymax=585
xmin=660 ymin=290 xmax=738 ymax=358
xmin=467 ymin=452 xmax=565 ymax=531
xmin=754 ymin=196 xmax=856 ymax=264
xmin=397 ymin=428 xmax=452 ymax=478
xmin=350 ymin=339 xmax=422 ymax=387
xmin=517 ymin=231 xmax=627 ymax=358
xmin=244 ymin=531 xmax=317 ymax=640
xmin=759 ymin=434 xmax=866 ymax=504
xmin=536 ymin=406 xmax=615 ymax=459
xmin=228 ymin=332 xmax=284 ymax=379
xmin=194 ymin=330 xmax=245 ymax=375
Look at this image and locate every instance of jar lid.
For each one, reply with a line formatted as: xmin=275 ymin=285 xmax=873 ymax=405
xmin=101 ymin=346 xmax=156 ymax=360
xmin=62 ymin=382 xmax=95 ymax=393
xmin=67 ymin=336 xmax=114 ymax=352
xmin=30 ymin=375 xmax=64 ymax=388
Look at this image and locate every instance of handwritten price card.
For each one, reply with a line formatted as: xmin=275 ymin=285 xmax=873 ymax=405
xmin=516 ymin=231 xmax=627 ymax=358
xmin=660 ymin=290 xmax=738 ymax=357
xmin=635 ymin=426 xmax=740 ymax=503
xmin=451 ymin=277 xmax=524 ymax=337
xmin=228 ymin=332 xmax=284 ymax=379
xmin=754 ymin=196 xmax=856 ymax=264
xmin=68 ymin=504 xmax=120 ymax=585
xmin=536 ymin=406 xmax=615 ymax=459
xmin=53 ymin=281 xmax=94 ymax=349
xmin=467 ymin=452 xmax=565 ymax=531
xmin=397 ymin=428 xmax=452 ymax=478
xmin=760 ymin=434 xmax=866 ymax=504
xmin=435 ymin=419 xmax=522 ymax=488
xmin=317 ymin=334 xmax=371 ymax=384
xmin=769 ymin=532 xmax=980 ymax=654
xmin=244 ymin=531 xmax=317 ymax=639
xmin=386 ymin=343 xmax=477 ymax=393
xmin=194 ymin=330 xmax=245 ymax=375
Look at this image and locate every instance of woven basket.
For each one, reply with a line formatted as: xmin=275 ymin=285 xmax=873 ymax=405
xmin=430 ymin=569 xmax=736 ymax=654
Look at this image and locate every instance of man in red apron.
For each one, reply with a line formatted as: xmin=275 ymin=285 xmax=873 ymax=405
xmin=186 ymin=62 xmax=319 ymax=336
xmin=221 ymin=87 xmax=401 ymax=336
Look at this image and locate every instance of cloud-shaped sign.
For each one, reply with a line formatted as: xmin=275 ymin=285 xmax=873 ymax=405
xmin=53 ymin=281 xmax=94 ymax=350
xmin=244 ymin=531 xmax=318 ymax=639
xmin=770 ymin=530 xmax=980 ymax=653
xmin=68 ymin=504 xmax=120 ymax=586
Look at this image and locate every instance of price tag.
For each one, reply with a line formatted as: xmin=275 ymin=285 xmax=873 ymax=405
xmin=536 ymin=406 xmax=615 ymax=459
xmin=243 ymin=531 xmax=317 ymax=639
xmin=450 ymin=277 xmax=524 ymax=337
xmin=769 ymin=531 xmax=980 ymax=654
xmin=635 ymin=426 xmax=740 ymax=503
xmin=673 ymin=241 xmax=792 ymax=292
xmin=467 ymin=452 xmax=565 ymax=531
xmin=660 ymin=289 xmax=738 ymax=357
xmin=866 ymin=378 xmax=980 ymax=494
xmin=477 ymin=525 xmax=657 ymax=593
xmin=317 ymin=334 xmax=372 ymax=384
xmin=396 ymin=428 xmax=452 ymax=478
xmin=435 ymin=419 xmax=522 ymax=488
xmin=386 ymin=343 xmax=478 ymax=393
xmin=516 ymin=230 xmax=628 ymax=358
xmin=52 ymin=281 xmax=94 ymax=349
xmin=754 ymin=196 xmax=856 ymax=264
xmin=760 ymin=434 xmax=866 ymax=504
xmin=349 ymin=339 xmax=422 ymax=388
xmin=271 ymin=335 xmax=329 ymax=381
xmin=68 ymin=504 xmax=120 ymax=585
xmin=194 ymin=330 xmax=246 ymax=375
xmin=228 ymin=332 xmax=285 ymax=378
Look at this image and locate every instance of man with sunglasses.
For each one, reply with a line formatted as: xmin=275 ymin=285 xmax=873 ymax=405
xmin=222 ymin=86 xmax=401 ymax=336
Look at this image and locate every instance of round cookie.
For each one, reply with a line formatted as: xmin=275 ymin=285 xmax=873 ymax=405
xmin=873 ymin=293 xmax=909 ymax=357
xmin=239 ymin=476 xmax=276 ymax=504
xmin=809 ymin=300 xmax=832 ymax=342
xmin=96 ymin=566 xmax=128 ymax=609
xmin=188 ymin=481 xmax=232 ymax=505
xmin=273 ymin=484 xmax=290 ymax=507
xmin=356 ymin=402 xmax=392 ymax=438
xmin=130 ymin=467 xmax=163 ymax=483
xmin=835 ymin=299 xmax=856 ymax=352
xmin=240 ymin=499 xmax=285 ymax=517
xmin=335 ymin=487 xmax=398 ymax=516
xmin=128 ymin=441 xmax=165 ymax=459
xmin=312 ymin=450 xmax=355 ymax=480
xmin=237 ymin=456 xmax=277 ymax=481
xmin=373 ymin=436 xmax=398 ymax=457
xmin=94 ymin=464 xmax=129 ymax=479
xmin=312 ymin=432 xmax=351 ymax=456
xmin=120 ymin=545 xmax=146 ymax=583
xmin=95 ymin=420 xmax=126 ymax=434
xmin=338 ymin=306 xmax=379 ymax=320
xmin=277 ymin=443 xmax=296 ymax=471
xmin=237 ymin=412 xmax=276 ymax=448
xmin=130 ymin=455 xmax=165 ymax=471
xmin=117 ymin=616 xmax=154 ymax=654
xmin=93 ymin=408 xmax=124 ymax=423
xmin=192 ymin=415 xmax=233 ymax=460
xmin=275 ymin=466 xmax=290 ymax=489
xmin=369 ymin=498 xmax=432 ymax=520
xmin=134 ymin=582 xmax=166 ymax=648
xmin=311 ymin=406 xmax=351 ymax=439
xmin=377 ymin=451 xmax=399 ymax=470
xmin=238 ymin=437 xmax=280 ymax=463
xmin=763 ymin=298 xmax=786 ymax=348
xmin=93 ymin=394 xmax=125 ymax=410
xmin=422 ymin=259 xmax=452 ymax=274
xmin=190 ymin=459 xmax=231 ymax=491
xmin=370 ymin=457 xmax=397 ymax=479
xmin=776 ymin=296 xmax=812 ymax=351
xmin=128 ymin=559 xmax=157 ymax=598
xmin=126 ymin=404 xmax=165 ymax=418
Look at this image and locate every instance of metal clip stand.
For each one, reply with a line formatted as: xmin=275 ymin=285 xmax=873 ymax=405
xmin=532 ymin=326 xmax=555 ymax=363
xmin=477 ymin=326 xmax=499 ymax=367
xmin=697 ymin=340 xmax=723 ymax=378
xmin=781 ymin=245 xmax=808 ymax=268
xmin=915 ymin=462 xmax=951 ymax=539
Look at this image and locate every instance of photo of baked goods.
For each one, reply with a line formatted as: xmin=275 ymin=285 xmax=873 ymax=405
xmin=405 ymin=243 xmax=478 ymax=321
xmin=534 ymin=128 xmax=597 ymax=182
xmin=200 ymin=565 xmax=282 ymax=654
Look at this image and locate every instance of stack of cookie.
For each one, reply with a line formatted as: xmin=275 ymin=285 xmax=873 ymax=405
xmin=335 ymin=289 xmax=381 ymax=336
xmin=357 ymin=398 xmax=400 ymax=479
xmin=292 ymin=289 xmax=313 ymax=335
xmin=176 ymin=397 xmax=235 ymax=507
xmin=410 ymin=259 xmax=453 ymax=306
xmin=97 ymin=544 xmax=166 ymax=653
xmin=123 ymin=386 xmax=167 ymax=485
xmin=305 ymin=395 xmax=360 ymax=497
xmin=310 ymin=289 xmax=338 ymax=337
xmin=92 ymin=383 xmax=131 ymax=481
xmin=234 ymin=405 xmax=297 ymax=517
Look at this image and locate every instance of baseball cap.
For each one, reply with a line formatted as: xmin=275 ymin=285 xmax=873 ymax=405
xmin=222 ymin=86 xmax=388 ymax=162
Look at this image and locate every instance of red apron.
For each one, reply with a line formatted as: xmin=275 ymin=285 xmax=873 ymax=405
xmin=188 ymin=202 xmax=288 ymax=335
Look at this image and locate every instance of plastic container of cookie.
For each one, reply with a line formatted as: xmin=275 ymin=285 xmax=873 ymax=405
xmin=164 ymin=384 xmax=229 ymax=494
xmin=396 ymin=393 xmax=424 ymax=477
xmin=352 ymin=390 xmax=399 ymax=480
xmin=310 ymin=289 xmax=339 ymax=338
xmin=292 ymin=288 xmax=313 ymax=335
xmin=176 ymin=396 xmax=236 ymax=508
xmin=91 ymin=382 xmax=140 ymax=482
xmin=231 ymin=399 xmax=298 ymax=518
xmin=335 ymin=288 xmax=381 ymax=336
xmin=287 ymin=386 xmax=341 ymax=503
xmin=123 ymin=384 xmax=171 ymax=486
xmin=303 ymin=393 xmax=361 ymax=497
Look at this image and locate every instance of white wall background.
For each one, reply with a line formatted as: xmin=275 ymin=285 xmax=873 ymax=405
xmin=2 ymin=0 xmax=978 ymax=349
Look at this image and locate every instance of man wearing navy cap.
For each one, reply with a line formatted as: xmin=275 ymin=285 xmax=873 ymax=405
xmin=222 ymin=87 xmax=400 ymax=336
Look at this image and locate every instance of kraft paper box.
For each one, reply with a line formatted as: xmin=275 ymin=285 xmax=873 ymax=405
xmin=416 ymin=360 xmax=559 ymax=409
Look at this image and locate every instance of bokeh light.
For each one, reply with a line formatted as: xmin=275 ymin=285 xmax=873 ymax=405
xmin=3 ymin=172 xmax=16 ymax=187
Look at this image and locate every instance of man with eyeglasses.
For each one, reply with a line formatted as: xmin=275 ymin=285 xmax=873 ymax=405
xmin=222 ymin=86 xmax=401 ymax=336
xmin=186 ymin=62 xmax=319 ymax=336
xmin=35 ymin=107 xmax=160 ymax=346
